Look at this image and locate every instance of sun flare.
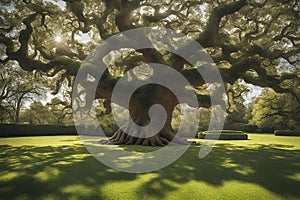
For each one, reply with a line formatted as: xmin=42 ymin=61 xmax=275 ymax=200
xmin=55 ymin=36 xmax=62 ymax=43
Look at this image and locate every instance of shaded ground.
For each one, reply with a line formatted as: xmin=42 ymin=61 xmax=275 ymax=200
xmin=0 ymin=134 xmax=300 ymax=199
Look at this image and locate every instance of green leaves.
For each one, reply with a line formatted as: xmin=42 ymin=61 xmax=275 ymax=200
xmin=249 ymin=89 xmax=300 ymax=131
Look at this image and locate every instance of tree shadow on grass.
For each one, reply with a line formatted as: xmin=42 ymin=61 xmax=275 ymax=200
xmin=0 ymin=143 xmax=300 ymax=199
xmin=134 ymin=143 xmax=300 ymax=199
xmin=0 ymin=144 xmax=138 ymax=199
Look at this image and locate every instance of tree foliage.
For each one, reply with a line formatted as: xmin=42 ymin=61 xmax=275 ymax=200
xmin=21 ymin=101 xmax=49 ymax=124
xmin=21 ymin=98 xmax=73 ymax=125
xmin=0 ymin=61 xmax=44 ymax=124
xmin=249 ymin=88 xmax=300 ymax=132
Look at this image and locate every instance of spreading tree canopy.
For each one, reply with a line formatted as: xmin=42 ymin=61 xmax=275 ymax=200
xmin=0 ymin=0 xmax=299 ymax=145
xmin=0 ymin=62 xmax=44 ymax=124
xmin=249 ymin=88 xmax=300 ymax=131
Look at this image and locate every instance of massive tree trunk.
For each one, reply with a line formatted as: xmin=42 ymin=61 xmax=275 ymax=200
xmin=100 ymin=85 xmax=188 ymax=146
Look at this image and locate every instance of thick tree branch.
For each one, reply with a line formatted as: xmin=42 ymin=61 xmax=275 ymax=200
xmin=196 ymin=0 xmax=247 ymax=47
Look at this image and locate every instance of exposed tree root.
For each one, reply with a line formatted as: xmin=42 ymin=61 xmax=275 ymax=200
xmin=99 ymin=126 xmax=189 ymax=146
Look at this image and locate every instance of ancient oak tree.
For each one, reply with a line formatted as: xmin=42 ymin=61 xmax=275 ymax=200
xmin=0 ymin=0 xmax=299 ymax=145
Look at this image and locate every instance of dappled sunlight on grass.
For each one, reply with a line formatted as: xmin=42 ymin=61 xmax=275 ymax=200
xmin=0 ymin=172 xmax=21 ymax=182
xmin=34 ymin=167 xmax=60 ymax=182
xmin=0 ymin=134 xmax=299 ymax=199
xmin=234 ymin=166 xmax=255 ymax=176
xmin=287 ymin=173 xmax=300 ymax=182
xmin=101 ymin=173 xmax=159 ymax=199
xmin=61 ymin=184 xmax=96 ymax=198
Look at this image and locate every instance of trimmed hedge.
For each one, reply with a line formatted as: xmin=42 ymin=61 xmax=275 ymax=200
xmin=274 ymin=130 xmax=300 ymax=136
xmin=0 ymin=124 xmax=100 ymax=137
xmin=198 ymin=130 xmax=248 ymax=140
xmin=204 ymin=130 xmax=243 ymax=134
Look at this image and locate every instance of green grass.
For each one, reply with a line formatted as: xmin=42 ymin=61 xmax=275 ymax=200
xmin=0 ymin=133 xmax=300 ymax=199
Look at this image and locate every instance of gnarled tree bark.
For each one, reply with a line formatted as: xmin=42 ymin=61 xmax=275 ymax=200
xmin=100 ymin=85 xmax=188 ymax=146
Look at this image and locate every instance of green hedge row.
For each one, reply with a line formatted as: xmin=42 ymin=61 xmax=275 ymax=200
xmin=198 ymin=130 xmax=248 ymax=140
xmin=274 ymin=130 xmax=300 ymax=136
xmin=204 ymin=130 xmax=243 ymax=134
xmin=0 ymin=124 xmax=101 ymax=137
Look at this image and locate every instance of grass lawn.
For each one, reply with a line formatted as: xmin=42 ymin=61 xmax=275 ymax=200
xmin=0 ymin=133 xmax=300 ymax=199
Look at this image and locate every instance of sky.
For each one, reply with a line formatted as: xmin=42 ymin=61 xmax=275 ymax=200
xmin=44 ymin=0 xmax=66 ymax=9
xmin=244 ymin=85 xmax=262 ymax=104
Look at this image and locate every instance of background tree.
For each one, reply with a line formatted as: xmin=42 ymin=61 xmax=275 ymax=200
xmin=21 ymin=101 xmax=49 ymax=124
xmin=223 ymin=79 xmax=249 ymax=129
xmin=0 ymin=0 xmax=299 ymax=145
xmin=0 ymin=62 xmax=45 ymax=124
xmin=0 ymin=62 xmax=20 ymax=123
xmin=21 ymin=98 xmax=73 ymax=125
xmin=249 ymin=88 xmax=300 ymax=132
xmin=45 ymin=97 xmax=73 ymax=125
